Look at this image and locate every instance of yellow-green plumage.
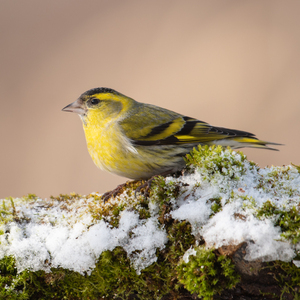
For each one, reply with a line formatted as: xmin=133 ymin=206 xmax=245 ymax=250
xmin=62 ymin=88 xmax=281 ymax=180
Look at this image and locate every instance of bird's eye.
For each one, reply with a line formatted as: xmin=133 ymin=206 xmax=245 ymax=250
xmin=89 ymin=98 xmax=100 ymax=105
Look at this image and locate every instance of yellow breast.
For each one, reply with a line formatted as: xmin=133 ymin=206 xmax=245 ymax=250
xmin=83 ymin=113 xmax=154 ymax=179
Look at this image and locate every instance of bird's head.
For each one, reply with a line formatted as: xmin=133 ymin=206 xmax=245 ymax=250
xmin=62 ymin=87 xmax=134 ymax=124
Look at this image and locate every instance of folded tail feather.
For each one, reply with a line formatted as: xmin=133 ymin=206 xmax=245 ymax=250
xmin=211 ymin=136 xmax=282 ymax=151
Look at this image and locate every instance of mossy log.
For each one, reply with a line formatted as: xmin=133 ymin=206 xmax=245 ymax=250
xmin=0 ymin=146 xmax=300 ymax=299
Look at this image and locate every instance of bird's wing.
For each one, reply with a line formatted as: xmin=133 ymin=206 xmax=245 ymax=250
xmin=123 ymin=112 xmax=255 ymax=146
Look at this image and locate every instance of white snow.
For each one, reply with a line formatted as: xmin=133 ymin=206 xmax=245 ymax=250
xmin=171 ymin=151 xmax=300 ymax=264
xmin=0 ymin=149 xmax=300 ymax=275
xmin=182 ymin=247 xmax=197 ymax=263
xmin=201 ymin=202 xmax=295 ymax=262
xmin=0 ymin=197 xmax=167 ymax=275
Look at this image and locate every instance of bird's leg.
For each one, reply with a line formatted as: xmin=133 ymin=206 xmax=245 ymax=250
xmin=135 ymin=169 xmax=182 ymax=199
xmin=134 ymin=176 xmax=156 ymax=198
xmin=102 ymin=183 xmax=127 ymax=203
xmin=103 ymin=169 xmax=182 ymax=202
xmin=102 ymin=180 xmax=142 ymax=203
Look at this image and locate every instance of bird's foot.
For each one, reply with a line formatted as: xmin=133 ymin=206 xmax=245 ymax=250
xmin=134 ymin=176 xmax=157 ymax=198
xmin=101 ymin=176 xmax=162 ymax=203
xmin=102 ymin=183 xmax=127 ymax=203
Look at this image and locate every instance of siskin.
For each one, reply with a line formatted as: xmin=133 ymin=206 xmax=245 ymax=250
xmin=62 ymin=87 xmax=280 ymax=180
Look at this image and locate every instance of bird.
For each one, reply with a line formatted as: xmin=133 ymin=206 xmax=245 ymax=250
xmin=62 ymin=87 xmax=280 ymax=198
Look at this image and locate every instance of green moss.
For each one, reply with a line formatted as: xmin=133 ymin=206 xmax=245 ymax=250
xmin=209 ymin=197 xmax=222 ymax=216
xmin=86 ymin=181 xmax=153 ymax=227
xmin=256 ymin=165 xmax=299 ymax=198
xmin=137 ymin=201 xmax=151 ymax=220
xmin=1 ymin=146 xmax=300 ymax=299
xmin=50 ymin=193 xmax=82 ymax=202
xmin=150 ymin=176 xmax=180 ymax=204
xmin=292 ymin=163 xmax=300 ymax=173
xmin=256 ymin=200 xmax=300 ymax=244
xmin=177 ymin=246 xmax=240 ymax=299
xmin=0 ymin=184 xmax=198 ymax=299
xmin=23 ymin=194 xmax=38 ymax=201
xmin=184 ymin=145 xmax=252 ymax=180
xmin=0 ymin=197 xmax=31 ymax=225
xmin=266 ymin=260 xmax=300 ymax=298
xmin=0 ymin=256 xmax=29 ymax=299
xmin=0 ymin=221 xmax=196 ymax=299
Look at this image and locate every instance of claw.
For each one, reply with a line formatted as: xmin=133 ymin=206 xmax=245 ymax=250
xmin=134 ymin=176 xmax=156 ymax=198
xmin=101 ymin=176 xmax=158 ymax=203
xmin=102 ymin=183 xmax=126 ymax=203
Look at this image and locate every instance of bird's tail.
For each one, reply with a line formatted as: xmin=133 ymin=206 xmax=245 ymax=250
xmin=224 ymin=137 xmax=282 ymax=151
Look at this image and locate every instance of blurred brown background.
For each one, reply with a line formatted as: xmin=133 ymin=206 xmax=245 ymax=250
xmin=1 ymin=0 xmax=300 ymax=199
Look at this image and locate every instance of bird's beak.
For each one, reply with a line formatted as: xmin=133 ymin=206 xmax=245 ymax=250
xmin=62 ymin=99 xmax=86 ymax=115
